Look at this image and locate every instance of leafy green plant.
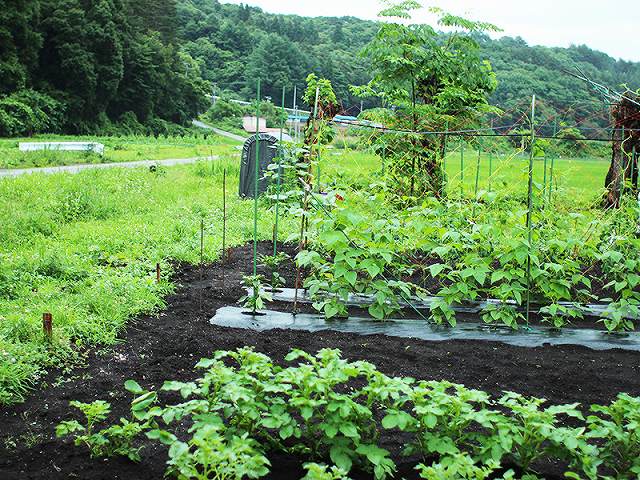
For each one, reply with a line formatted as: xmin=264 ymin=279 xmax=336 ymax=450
xmin=240 ymin=275 xmax=272 ymax=313
xmin=55 ymin=348 xmax=640 ymax=480
xmin=55 ymin=400 xmax=145 ymax=461
xmin=158 ymin=424 xmax=270 ymax=480
xmin=259 ymin=252 xmax=289 ymax=289
xmin=497 ymin=392 xmax=598 ymax=478
xmin=302 ymin=463 xmax=352 ymax=480
xmin=586 ymin=393 xmax=640 ymax=479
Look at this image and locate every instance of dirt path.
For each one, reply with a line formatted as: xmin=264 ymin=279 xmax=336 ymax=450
xmin=192 ymin=119 xmax=248 ymax=142
xmin=0 ymin=155 xmax=219 ymax=179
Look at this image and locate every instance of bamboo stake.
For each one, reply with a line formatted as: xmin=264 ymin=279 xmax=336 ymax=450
xmin=42 ymin=312 xmax=52 ymax=342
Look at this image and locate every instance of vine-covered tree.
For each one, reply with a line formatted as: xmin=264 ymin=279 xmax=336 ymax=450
xmin=604 ymin=91 xmax=640 ymax=208
xmin=352 ymin=1 xmax=500 ymax=198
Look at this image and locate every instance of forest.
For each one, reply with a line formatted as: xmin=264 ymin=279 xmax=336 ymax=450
xmin=2 ymin=0 xmax=640 ymax=136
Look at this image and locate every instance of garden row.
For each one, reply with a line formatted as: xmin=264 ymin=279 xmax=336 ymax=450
xmin=266 ymin=182 xmax=639 ymax=331
xmin=57 ymin=347 xmax=640 ymax=480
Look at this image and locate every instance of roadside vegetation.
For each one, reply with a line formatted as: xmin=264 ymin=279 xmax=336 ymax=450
xmin=0 ymin=134 xmax=239 ymax=170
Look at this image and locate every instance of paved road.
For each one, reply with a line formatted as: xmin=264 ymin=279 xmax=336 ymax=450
xmin=0 ymin=156 xmax=218 ymax=179
xmin=192 ymin=120 xmax=247 ymax=142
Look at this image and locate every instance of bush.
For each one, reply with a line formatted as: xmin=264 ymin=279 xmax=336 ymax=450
xmin=0 ymin=90 xmax=65 ymax=136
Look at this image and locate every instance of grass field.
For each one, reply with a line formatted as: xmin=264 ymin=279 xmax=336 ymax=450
xmin=0 ymin=134 xmax=240 ymax=169
xmin=323 ymin=147 xmax=610 ymax=205
xmin=0 ymin=133 xmax=620 ymax=405
xmin=0 ymin=154 xmax=297 ymax=404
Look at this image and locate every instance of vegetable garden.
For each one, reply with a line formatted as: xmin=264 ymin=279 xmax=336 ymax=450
xmin=2 ymin=3 xmax=640 ymax=480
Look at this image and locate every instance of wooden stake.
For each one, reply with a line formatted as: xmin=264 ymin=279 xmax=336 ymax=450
xmin=156 ymin=263 xmax=161 ymax=283
xmin=42 ymin=312 xmax=52 ymax=342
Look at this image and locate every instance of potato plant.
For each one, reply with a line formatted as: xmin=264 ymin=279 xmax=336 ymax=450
xmin=57 ymin=348 xmax=640 ymax=480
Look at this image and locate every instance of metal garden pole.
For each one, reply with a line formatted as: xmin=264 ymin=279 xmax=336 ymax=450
xmin=222 ymin=168 xmax=226 ymax=261
xmin=274 ymin=86 xmax=285 ymax=256
xmin=293 ymin=85 xmax=298 ymax=142
xmin=472 ymin=148 xmax=481 ymax=217
xmin=632 ymin=145 xmax=637 ymax=193
xmin=442 ymin=121 xmax=448 ymax=196
xmin=548 ymin=157 xmax=554 ymax=203
xmin=543 ymin=155 xmax=548 ymax=204
xmin=253 ymin=80 xmax=260 ymax=276
xmin=460 ymin=137 xmax=464 ymax=197
xmin=525 ymin=95 xmax=536 ymax=325
xmin=488 ymin=151 xmax=493 ymax=192
xmin=313 ymin=86 xmax=320 ymax=192
xmin=620 ymin=126 xmax=626 ymax=201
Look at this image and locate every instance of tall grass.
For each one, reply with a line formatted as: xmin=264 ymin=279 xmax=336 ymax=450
xmin=0 ymin=159 xmax=295 ymax=404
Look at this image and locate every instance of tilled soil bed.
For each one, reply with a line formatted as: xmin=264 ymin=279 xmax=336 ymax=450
xmin=1 ymin=241 xmax=640 ymax=480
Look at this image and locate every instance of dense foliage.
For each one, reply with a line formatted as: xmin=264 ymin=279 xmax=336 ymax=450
xmin=57 ymin=348 xmax=640 ymax=479
xmin=0 ymin=0 xmax=209 ymax=136
xmin=4 ymin=0 xmax=639 ymax=137
xmin=352 ymin=3 xmax=500 ymax=197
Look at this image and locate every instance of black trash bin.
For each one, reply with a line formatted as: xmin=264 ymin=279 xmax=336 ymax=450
xmin=239 ymin=133 xmax=280 ymax=198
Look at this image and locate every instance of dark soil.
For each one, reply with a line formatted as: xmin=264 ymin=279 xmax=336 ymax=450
xmin=1 ymin=241 xmax=640 ymax=480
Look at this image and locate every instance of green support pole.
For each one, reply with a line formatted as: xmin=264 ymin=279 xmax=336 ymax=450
xmin=525 ymin=95 xmax=536 ymax=325
xmin=443 ymin=121 xmax=448 ymax=195
xmin=472 ymin=148 xmax=481 ymax=217
xmin=488 ymin=151 xmax=493 ymax=192
xmin=382 ymin=145 xmax=386 ymax=175
xmin=312 ymin=86 xmax=320 ymax=192
xmin=548 ymin=156 xmax=554 ymax=203
xmin=632 ymin=145 xmax=637 ymax=193
xmin=274 ymin=85 xmax=285 ymax=256
xmin=460 ymin=138 xmax=464 ymax=197
xmin=620 ymin=127 xmax=626 ymax=200
xmin=543 ymin=156 xmax=548 ymax=204
xmin=253 ymin=79 xmax=260 ymax=276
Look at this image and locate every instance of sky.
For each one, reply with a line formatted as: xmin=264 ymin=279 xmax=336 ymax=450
xmin=221 ymin=0 xmax=639 ymax=62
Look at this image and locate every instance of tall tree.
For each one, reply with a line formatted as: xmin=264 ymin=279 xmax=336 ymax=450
xmin=0 ymin=1 xmax=42 ymax=94
xmin=352 ymin=1 xmax=500 ymax=198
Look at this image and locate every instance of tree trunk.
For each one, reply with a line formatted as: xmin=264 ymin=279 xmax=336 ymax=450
xmin=604 ymin=92 xmax=639 ymax=208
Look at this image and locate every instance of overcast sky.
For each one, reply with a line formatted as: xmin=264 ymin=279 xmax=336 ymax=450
xmin=221 ymin=0 xmax=639 ymax=62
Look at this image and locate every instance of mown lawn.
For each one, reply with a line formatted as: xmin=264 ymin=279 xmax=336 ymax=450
xmin=323 ymin=147 xmax=610 ymax=206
